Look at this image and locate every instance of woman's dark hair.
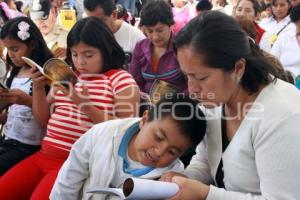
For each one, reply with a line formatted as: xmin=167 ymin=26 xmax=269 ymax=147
xmin=175 ymin=11 xmax=278 ymax=93
xmin=290 ymin=4 xmax=300 ymax=23
xmin=237 ymin=18 xmax=258 ymax=40
xmin=140 ymin=0 xmax=174 ymax=27
xmin=0 ymin=16 xmax=53 ymax=89
xmin=236 ymin=0 xmax=261 ymax=15
xmin=66 ymin=17 xmax=125 ymax=73
xmin=147 ymin=94 xmax=207 ymax=147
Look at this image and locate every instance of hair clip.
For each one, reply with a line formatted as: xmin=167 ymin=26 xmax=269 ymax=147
xmin=17 ymin=21 xmax=30 ymax=40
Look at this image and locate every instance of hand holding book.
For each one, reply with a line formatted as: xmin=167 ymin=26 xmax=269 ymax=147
xmin=22 ymin=57 xmax=78 ymax=89
xmin=87 ymin=178 xmax=179 ymax=200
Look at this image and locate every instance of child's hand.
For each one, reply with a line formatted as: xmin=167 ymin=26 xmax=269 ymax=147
xmin=0 ymin=88 xmax=9 ymax=94
xmin=53 ymin=47 xmax=66 ymax=59
xmin=31 ymin=66 xmax=49 ymax=90
xmin=0 ymin=89 xmax=32 ymax=106
xmin=58 ymin=83 xmax=91 ymax=107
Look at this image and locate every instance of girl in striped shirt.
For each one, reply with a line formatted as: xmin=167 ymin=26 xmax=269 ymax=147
xmin=0 ymin=17 xmax=140 ymax=200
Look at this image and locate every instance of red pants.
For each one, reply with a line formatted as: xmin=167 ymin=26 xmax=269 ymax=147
xmin=0 ymin=151 xmax=65 ymax=200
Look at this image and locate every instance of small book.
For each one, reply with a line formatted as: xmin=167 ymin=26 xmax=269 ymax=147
xmin=22 ymin=57 xmax=78 ymax=87
xmin=86 ymin=177 xmax=179 ymax=200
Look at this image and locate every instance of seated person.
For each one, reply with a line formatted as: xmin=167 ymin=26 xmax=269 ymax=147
xmin=29 ymin=0 xmax=69 ymax=58
xmin=129 ymin=0 xmax=188 ymax=103
xmin=50 ymin=95 xmax=207 ymax=199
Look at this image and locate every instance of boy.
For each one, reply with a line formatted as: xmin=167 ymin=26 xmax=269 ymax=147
xmin=50 ymin=95 xmax=207 ymax=199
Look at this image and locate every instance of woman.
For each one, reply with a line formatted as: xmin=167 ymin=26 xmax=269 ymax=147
xmin=129 ymin=0 xmax=188 ymax=102
xmin=162 ymin=11 xmax=300 ymax=199
xmin=234 ymin=0 xmax=272 ymax=51
xmin=259 ymin=0 xmax=294 ymax=46
xmin=271 ymin=4 xmax=300 ymax=76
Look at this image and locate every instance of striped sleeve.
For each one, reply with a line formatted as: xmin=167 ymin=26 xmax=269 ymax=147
xmin=107 ymin=69 xmax=138 ymax=94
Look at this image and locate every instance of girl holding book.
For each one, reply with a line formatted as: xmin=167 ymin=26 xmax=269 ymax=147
xmin=0 ymin=17 xmax=140 ymax=199
xmin=0 ymin=17 xmax=53 ymax=176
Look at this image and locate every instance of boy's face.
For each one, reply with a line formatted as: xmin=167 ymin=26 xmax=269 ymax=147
xmin=131 ymin=115 xmax=192 ymax=168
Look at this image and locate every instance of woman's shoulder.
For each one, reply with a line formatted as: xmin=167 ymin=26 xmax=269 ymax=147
xmin=257 ymin=79 xmax=300 ymax=115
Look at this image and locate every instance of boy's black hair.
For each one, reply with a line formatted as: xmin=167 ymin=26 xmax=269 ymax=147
xmin=290 ymin=4 xmax=300 ymax=23
xmin=83 ymin=0 xmax=115 ymax=16
xmin=147 ymin=94 xmax=207 ymax=147
xmin=196 ymin=0 xmax=213 ymax=12
xmin=139 ymin=0 xmax=174 ymax=27
xmin=66 ymin=17 xmax=125 ymax=72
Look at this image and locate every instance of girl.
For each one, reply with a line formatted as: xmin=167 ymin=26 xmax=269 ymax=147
xmin=259 ymin=0 xmax=294 ymax=46
xmin=0 ymin=17 xmax=53 ymax=176
xmin=0 ymin=17 xmax=140 ymax=199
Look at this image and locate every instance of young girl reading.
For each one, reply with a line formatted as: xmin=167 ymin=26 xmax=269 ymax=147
xmin=0 ymin=17 xmax=140 ymax=199
xmin=50 ymin=95 xmax=207 ymax=199
xmin=0 ymin=17 xmax=53 ymax=176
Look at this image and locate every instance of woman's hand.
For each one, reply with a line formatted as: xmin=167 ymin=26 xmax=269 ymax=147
xmin=0 ymin=89 xmax=32 ymax=106
xmin=167 ymin=176 xmax=210 ymax=200
xmin=160 ymin=171 xmax=187 ymax=182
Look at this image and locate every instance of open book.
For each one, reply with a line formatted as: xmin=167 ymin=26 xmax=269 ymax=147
xmin=21 ymin=57 xmax=78 ymax=87
xmin=86 ymin=178 xmax=179 ymax=200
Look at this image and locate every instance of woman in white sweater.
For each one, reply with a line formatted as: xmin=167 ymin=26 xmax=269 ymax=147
xmin=162 ymin=11 xmax=300 ymax=200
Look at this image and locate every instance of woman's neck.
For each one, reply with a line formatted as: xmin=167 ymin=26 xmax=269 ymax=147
xmin=275 ymin=15 xmax=286 ymax=23
xmin=225 ymin=85 xmax=262 ymax=119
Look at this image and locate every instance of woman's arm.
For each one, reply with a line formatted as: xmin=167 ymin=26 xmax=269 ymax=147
xmin=129 ymin=42 xmax=146 ymax=92
xmin=168 ymin=113 xmax=300 ymax=200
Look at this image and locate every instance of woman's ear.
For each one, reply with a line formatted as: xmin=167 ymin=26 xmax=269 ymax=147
xmin=234 ymin=58 xmax=246 ymax=81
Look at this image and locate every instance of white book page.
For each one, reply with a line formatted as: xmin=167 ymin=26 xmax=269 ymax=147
xmin=86 ymin=188 xmax=125 ymax=199
xmin=22 ymin=57 xmax=45 ymax=75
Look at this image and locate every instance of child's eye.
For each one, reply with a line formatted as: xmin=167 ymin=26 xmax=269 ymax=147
xmin=12 ymin=48 xmax=18 ymax=52
xmin=72 ymin=53 xmax=78 ymax=58
xmin=168 ymin=149 xmax=178 ymax=156
xmin=85 ymin=54 xmax=93 ymax=58
xmin=155 ymin=134 xmax=163 ymax=141
xmin=195 ymin=76 xmax=208 ymax=81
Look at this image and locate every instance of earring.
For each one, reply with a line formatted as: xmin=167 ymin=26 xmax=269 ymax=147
xmin=236 ymin=76 xmax=241 ymax=83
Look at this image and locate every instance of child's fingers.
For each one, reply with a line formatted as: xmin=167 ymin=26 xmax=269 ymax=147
xmin=81 ymin=84 xmax=89 ymax=96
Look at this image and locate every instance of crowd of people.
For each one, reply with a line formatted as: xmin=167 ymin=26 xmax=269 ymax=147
xmin=0 ymin=0 xmax=299 ymax=199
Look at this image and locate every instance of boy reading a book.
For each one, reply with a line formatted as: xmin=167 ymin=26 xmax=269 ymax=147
xmin=50 ymin=95 xmax=207 ymax=199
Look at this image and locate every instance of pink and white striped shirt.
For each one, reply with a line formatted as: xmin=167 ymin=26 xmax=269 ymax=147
xmin=42 ymin=69 xmax=137 ymax=152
